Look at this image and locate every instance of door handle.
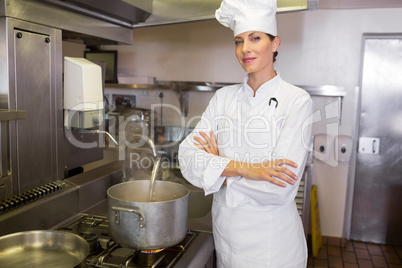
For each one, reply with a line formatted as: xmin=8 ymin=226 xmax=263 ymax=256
xmin=372 ymin=139 xmax=376 ymax=153
xmin=358 ymin=137 xmax=380 ymax=154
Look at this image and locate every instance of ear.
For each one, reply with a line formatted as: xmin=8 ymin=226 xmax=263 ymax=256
xmin=272 ymin=36 xmax=281 ymax=52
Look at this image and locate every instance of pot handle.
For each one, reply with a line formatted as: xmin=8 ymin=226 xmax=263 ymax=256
xmin=111 ymin=206 xmax=145 ymax=228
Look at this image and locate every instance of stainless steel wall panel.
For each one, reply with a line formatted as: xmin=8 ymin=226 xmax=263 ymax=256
xmin=0 ymin=18 xmax=10 ymax=98
xmin=351 ymin=35 xmax=402 ymax=245
xmin=1 ymin=18 xmax=64 ymax=196
xmin=14 ymin=29 xmax=53 ymax=191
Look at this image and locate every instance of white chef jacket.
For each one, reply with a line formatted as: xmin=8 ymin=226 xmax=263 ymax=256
xmin=179 ymin=74 xmax=313 ymax=268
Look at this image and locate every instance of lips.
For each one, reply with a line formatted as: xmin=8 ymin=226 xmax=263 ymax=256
xmin=242 ymin=57 xmax=256 ymax=63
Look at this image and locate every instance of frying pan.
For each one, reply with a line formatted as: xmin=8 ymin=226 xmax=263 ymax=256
xmin=0 ymin=230 xmax=89 ymax=267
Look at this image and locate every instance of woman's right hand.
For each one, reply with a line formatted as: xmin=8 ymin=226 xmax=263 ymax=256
xmin=224 ymin=159 xmax=299 ymax=188
xmin=193 ymin=130 xmax=219 ymax=156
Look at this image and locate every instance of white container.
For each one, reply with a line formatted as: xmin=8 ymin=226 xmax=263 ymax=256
xmin=64 ymin=57 xmax=103 ymax=111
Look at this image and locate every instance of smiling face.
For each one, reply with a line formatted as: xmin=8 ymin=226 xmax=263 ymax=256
xmin=234 ymin=31 xmax=279 ymax=76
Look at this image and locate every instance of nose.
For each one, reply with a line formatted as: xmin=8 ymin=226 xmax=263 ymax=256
xmin=241 ymin=40 xmax=250 ymax=54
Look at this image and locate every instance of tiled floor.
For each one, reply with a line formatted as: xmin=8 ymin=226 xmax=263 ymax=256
xmin=307 ymin=236 xmax=402 ymax=268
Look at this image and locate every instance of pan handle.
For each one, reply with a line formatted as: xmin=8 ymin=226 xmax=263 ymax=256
xmin=111 ymin=206 xmax=145 ymax=228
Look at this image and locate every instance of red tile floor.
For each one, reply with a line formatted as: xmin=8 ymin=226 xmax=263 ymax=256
xmin=307 ymin=236 xmax=402 ymax=268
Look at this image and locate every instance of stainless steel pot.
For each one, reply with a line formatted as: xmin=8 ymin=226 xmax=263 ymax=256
xmin=107 ymin=180 xmax=189 ymax=250
xmin=0 ymin=230 xmax=89 ymax=267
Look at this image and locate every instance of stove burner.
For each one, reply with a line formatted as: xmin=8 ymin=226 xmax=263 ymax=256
xmin=80 ymin=232 xmax=101 ymax=255
xmin=56 ymin=213 xmax=212 ymax=268
xmin=140 ymin=249 xmax=165 ymax=254
xmin=134 ymin=250 xmax=165 ymax=267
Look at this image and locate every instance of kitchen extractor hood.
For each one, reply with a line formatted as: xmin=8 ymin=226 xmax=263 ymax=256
xmin=45 ymin=0 xmax=311 ymax=29
xmin=130 ymin=0 xmax=311 ymax=27
xmin=124 ymin=0 xmax=402 ymax=27
xmin=44 ymin=0 xmax=151 ymax=28
xmin=1 ymin=0 xmax=311 ymax=45
xmin=0 ymin=0 xmax=151 ymax=45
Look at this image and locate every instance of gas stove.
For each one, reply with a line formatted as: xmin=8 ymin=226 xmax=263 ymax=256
xmin=57 ymin=214 xmax=214 ymax=268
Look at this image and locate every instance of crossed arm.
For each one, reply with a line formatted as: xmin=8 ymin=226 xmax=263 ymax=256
xmin=193 ymin=130 xmax=299 ymax=188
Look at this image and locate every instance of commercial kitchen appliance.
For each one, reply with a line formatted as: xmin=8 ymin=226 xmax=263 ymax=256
xmin=0 ymin=162 xmax=215 ymax=268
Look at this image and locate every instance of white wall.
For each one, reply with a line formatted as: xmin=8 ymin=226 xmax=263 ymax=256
xmin=103 ymin=7 xmax=402 ymax=238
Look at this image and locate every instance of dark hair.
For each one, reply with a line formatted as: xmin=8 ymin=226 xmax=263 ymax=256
xmin=267 ymin=34 xmax=278 ymax=63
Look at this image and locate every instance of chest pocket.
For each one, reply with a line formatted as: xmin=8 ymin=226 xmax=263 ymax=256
xmin=216 ymin=102 xmax=283 ymax=162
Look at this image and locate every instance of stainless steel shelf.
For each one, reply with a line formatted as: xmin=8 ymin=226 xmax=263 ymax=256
xmin=106 ymin=82 xmax=346 ymax=97
xmin=105 ymin=83 xmax=165 ymax=90
xmin=105 ymin=82 xmax=346 ymax=120
xmin=302 ymin=85 xmax=346 ymax=97
xmin=105 ymin=81 xmax=231 ymax=92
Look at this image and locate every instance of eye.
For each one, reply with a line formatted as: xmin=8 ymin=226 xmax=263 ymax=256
xmin=234 ymin=40 xmax=243 ymax=46
xmin=251 ymin=36 xmax=261 ymax=41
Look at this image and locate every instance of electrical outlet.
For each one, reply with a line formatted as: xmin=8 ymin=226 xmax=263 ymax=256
xmin=112 ymin=94 xmax=136 ymax=108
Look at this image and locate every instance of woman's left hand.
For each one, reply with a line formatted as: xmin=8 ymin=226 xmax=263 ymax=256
xmin=193 ymin=130 xmax=219 ymax=156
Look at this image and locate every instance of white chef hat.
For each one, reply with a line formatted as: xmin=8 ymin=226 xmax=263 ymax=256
xmin=215 ymin=0 xmax=277 ymax=37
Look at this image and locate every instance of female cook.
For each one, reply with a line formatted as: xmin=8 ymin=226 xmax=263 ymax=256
xmin=178 ymin=0 xmax=313 ymax=267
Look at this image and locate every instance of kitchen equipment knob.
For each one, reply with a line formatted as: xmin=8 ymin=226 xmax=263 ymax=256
xmin=45 ymin=37 xmax=50 ymax=43
xmin=16 ymin=32 xmax=22 ymax=38
xmin=10 ymin=197 xmax=20 ymax=208
xmin=5 ymin=199 xmax=14 ymax=209
xmin=0 ymin=202 xmax=9 ymax=213
xmin=28 ymin=190 xmax=38 ymax=200
xmin=21 ymin=194 xmax=30 ymax=203
xmin=319 ymin=145 xmax=325 ymax=153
